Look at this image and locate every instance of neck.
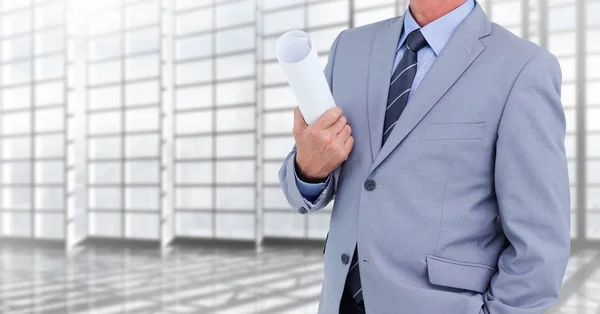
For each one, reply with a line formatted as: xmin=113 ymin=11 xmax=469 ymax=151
xmin=409 ymin=0 xmax=468 ymax=26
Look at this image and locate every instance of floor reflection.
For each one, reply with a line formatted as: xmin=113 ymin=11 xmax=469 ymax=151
xmin=549 ymin=249 xmax=600 ymax=314
xmin=0 ymin=243 xmax=598 ymax=313
xmin=0 ymin=243 xmax=322 ymax=314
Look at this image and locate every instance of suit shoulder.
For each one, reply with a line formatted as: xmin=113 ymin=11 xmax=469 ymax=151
xmin=486 ymin=22 xmax=556 ymax=66
xmin=341 ymin=16 xmax=400 ymax=39
xmin=333 ymin=16 xmax=400 ymax=52
xmin=487 ymin=24 xmax=561 ymax=101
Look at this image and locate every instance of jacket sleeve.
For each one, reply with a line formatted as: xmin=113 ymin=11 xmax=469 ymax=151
xmin=483 ymin=49 xmax=570 ymax=314
xmin=278 ymin=31 xmax=344 ymax=214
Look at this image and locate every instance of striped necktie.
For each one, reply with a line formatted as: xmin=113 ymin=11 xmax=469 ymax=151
xmin=382 ymin=29 xmax=429 ymax=145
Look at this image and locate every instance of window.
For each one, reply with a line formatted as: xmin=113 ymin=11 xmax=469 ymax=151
xmin=86 ymin=0 xmax=162 ymax=240
xmin=1 ymin=0 xmax=597 ymax=245
xmin=172 ymin=0 xmax=257 ymax=240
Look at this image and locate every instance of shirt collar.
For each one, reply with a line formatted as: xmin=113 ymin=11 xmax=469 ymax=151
xmin=397 ymin=0 xmax=475 ymax=56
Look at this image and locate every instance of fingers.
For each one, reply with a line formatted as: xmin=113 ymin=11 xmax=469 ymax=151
xmin=330 ymin=115 xmax=347 ymax=135
xmin=314 ymin=106 xmax=343 ymax=130
xmin=343 ymin=136 xmax=354 ymax=155
xmin=338 ymin=124 xmax=352 ymax=142
xmin=292 ymin=107 xmax=307 ymax=135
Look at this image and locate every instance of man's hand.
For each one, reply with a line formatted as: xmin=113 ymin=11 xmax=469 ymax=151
xmin=293 ymin=106 xmax=354 ymax=182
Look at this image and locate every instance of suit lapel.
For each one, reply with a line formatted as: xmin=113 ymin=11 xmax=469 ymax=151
xmin=366 ymin=17 xmax=404 ymax=162
xmin=370 ymin=4 xmax=492 ymax=172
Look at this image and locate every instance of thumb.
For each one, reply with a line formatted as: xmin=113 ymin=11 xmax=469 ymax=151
xmin=293 ymin=107 xmax=307 ymax=131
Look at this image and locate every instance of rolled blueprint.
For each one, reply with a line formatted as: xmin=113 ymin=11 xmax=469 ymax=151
xmin=276 ymin=30 xmax=336 ymax=125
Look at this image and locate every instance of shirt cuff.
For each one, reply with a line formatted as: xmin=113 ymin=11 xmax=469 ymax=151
xmin=294 ymin=169 xmax=330 ymax=204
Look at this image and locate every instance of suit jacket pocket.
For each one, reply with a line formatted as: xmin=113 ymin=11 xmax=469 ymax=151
xmin=426 ymin=255 xmax=496 ymax=293
xmin=424 ymin=122 xmax=486 ymax=140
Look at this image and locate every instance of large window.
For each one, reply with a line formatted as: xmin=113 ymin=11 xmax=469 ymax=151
xmin=0 ymin=0 xmax=597 ymax=245
xmin=173 ymin=0 xmax=257 ymax=240
xmin=586 ymin=0 xmax=600 ymax=239
xmin=352 ymin=0 xmax=407 ymax=27
xmin=86 ymin=0 xmax=162 ymax=240
xmin=0 ymin=0 xmax=67 ymax=239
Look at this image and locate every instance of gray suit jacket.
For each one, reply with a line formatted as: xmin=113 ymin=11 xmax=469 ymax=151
xmin=279 ymin=4 xmax=570 ymax=314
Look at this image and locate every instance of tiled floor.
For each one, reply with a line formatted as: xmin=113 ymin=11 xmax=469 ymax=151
xmin=0 ymin=243 xmax=598 ymax=314
xmin=549 ymin=249 xmax=600 ymax=314
xmin=0 ymin=243 xmax=323 ymax=314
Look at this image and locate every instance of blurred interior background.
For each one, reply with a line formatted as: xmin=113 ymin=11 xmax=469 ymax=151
xmin=0 ymin=0 xmax=597 ymax=313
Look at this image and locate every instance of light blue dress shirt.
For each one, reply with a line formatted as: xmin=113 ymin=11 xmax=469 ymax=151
xmin=295 ymin=0 xmax=475 ymax=203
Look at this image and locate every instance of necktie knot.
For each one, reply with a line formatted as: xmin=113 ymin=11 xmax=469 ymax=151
xmin=406 ymin=29 xmax=428 ymax=52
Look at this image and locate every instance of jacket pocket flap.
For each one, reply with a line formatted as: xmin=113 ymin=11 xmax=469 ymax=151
xmin=426 ymin=255 xmax=496 ymax=293
xmin=424 ymin=122 xmax=486 ymax=140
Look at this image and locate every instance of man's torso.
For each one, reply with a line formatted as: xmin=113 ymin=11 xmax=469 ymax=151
xmin=318 ymin=7 xmax=545 ymax=314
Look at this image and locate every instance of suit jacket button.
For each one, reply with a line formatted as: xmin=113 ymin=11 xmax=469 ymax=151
xmin=364 ymin=179 xmax=376 ymax=191
xmin=341 ymin=253 xmax=350 ymax=265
